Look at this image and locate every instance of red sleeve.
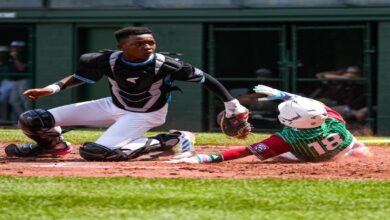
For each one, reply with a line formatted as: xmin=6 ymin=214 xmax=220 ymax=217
xmin=247 ymin=135 xmax=291 ymax=160
xmin=325 ymin=106 xmax=346 ymax=124
xmin=220 ymin=135 xmax=291 ymax=161
xmin=221 ymin=147 xmax=252 ymax=161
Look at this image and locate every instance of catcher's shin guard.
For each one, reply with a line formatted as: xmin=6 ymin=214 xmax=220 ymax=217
xmin=80 ymin=135 xmax=178 ymax=161
xmin=80 ymin=131 xmax=194 ymax=161
xmin=120 ymin=131 xmax=194 ymax=159
xmin=79 ymin=142 xmax=149 ymax=161
xmin=19 ymin=109 xmax=63 ymax=148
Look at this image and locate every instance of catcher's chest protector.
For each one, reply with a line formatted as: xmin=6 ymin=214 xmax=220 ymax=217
xmin=108 ymin=52 xmax=181 ymax=112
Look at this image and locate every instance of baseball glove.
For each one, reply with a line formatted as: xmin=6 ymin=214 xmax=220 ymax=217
xmin=217 ymin=110 xmax=252 ymax=139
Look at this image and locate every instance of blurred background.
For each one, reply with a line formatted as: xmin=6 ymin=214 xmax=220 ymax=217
xmin=1 ymin=0 xmax=389 ymax=135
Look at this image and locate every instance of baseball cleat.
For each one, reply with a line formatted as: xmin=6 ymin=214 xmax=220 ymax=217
xmin=344 ymin=141 xmax=373 ymax=158
xmin=169 ymin=130 xmax=196 ymax=158
xmin=42 ymin=142 xmax=73 ymax=156
xmin=5 ymin=143 xmax=42 ymax=157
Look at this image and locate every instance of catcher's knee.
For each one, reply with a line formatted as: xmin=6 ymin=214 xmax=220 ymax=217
xmin=18 ymin=109 xmax=62 ymax=147
xmin=19 ymin=109 xmax=55 ymax=130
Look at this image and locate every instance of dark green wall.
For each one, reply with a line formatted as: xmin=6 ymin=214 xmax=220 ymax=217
xmin=35 ymin=24 xmax=74 ymax=109
xmin=377 ymin=22 xmax=390 ymax=135
xmin=141 ymin=23 xmax=204 ymax=131
xmin=3 ymin=7 xmax=390 ymax=133
xmin=77 ymin=27 xmax=119 ymax=102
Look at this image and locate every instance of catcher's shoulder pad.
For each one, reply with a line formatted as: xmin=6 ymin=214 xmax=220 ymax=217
xmin=160 ymin=54 xmax=184 ymax=73
xmin=79 ymin=51 xmax=112 ymax=69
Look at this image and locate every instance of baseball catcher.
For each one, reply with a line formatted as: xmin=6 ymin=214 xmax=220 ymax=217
xmin=4 ymin=26 xmax=249 ymax=161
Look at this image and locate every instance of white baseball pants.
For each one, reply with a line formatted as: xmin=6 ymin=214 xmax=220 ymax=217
xmin=49 ymin=97 xmax=168 ymax=149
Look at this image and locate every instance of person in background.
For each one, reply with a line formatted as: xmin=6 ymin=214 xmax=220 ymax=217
xmin=312 ymin=66 xmax=367 ymax=127
xmin=0 ymin=45 xmax=16 ymax=120
xmin=7 ymin=41 xmax=31 ymax=120
xmin=8 ymin=41 xmax=28 ymax=72
xmin=249 ymin=68 xmax=279 ymax=116
xmin=232 ymin=68 xmax=280 ymax=129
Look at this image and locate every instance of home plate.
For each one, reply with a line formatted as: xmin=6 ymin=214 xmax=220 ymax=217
xmin=32 ymin=162 xmax=114 ymax=169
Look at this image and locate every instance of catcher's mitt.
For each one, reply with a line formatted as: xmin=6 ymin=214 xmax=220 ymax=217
xmin=217 ymin=110 xmax=252 ymax=139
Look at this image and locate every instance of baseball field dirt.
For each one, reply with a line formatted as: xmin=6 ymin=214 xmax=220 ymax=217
xmin=0 ymin=143 xmax=389 ymax=179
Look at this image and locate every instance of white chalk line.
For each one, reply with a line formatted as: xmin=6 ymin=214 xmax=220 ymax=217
xmin=31 ymin=162 xmax=113 ymax=168
xmin=361 ymin=140 xmax=390 ymax=144
xmin=30 ymin=162 xmax=170 ymax=169
xmin=22 ymin=141 xmax=390 ymax=169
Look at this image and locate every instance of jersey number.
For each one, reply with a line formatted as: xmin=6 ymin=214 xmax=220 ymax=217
xmin=307 ymin=133 xmax=343 ymax=155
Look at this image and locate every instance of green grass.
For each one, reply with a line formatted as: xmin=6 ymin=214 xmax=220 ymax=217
xmin=1 ymin=129 xmax=389 ymax=219
xmin=1 ymin=128 xmax=390 ymax=146
xmin=0 ymin=128 xmax=269 ymax=146
xmin=0 ymin=176 xmax=389 ymax=220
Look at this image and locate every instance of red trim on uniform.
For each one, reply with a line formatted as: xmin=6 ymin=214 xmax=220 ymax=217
xmin=221 ymin=147 xmax=252 ymax=161
xmin=325 ymin=106 xmax=346 ymax=124
xmin=221 ymin=135 xmax=291 ymax=161
xmin=248 ymin=135 xmax=291 ymax=160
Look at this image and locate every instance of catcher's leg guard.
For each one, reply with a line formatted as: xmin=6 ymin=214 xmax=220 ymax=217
xmin=19 ymin=109 xmax=62 ymax=147
xmin=80 ymin=142 xmax=121 ymax=161
xmin=6 ymin=109 xmax=72 ymax=157
xmin=79 ymin=131 xmax=195 ymax=161
xmin=79 ymin=141 xmax=158 ymax=161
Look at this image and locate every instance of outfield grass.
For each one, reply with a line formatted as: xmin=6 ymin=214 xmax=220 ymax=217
xmin=0 ymin=176 xmax=389 ymax=220
xmin=1 ymin=128 xmax=390 ymax=146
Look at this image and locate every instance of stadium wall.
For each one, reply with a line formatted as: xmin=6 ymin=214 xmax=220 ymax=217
xmin=1 ymin=5 xmax=390 ymax=134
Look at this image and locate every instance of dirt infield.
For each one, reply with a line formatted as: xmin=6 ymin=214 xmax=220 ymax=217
xmin=0 ymin=143 xmax=389 ymax=179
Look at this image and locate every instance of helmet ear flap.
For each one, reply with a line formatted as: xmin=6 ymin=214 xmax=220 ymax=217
xmin=277 ymin=115 xmax=288 ymax=126
xmin=277 ymin=97 xmax=328 ymax=129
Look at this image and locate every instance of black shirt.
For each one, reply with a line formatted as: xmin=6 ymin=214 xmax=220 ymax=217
xmin=74 ymin=50 xmax=212 ymax=112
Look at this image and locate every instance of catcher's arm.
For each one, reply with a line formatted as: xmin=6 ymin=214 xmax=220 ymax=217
xmin=193 ymin=72 xmax=252 ymax=138
xmin=24 ymin=75 xmax=84 ymax=101
xmin=253 ymin=84 xmax=298 ymax=101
